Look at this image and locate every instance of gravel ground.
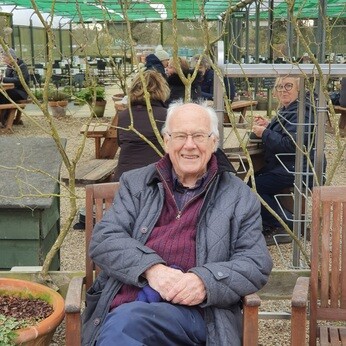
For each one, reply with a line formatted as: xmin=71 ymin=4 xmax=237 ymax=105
xmin=5 ymin=101 xmax=345 ymax=345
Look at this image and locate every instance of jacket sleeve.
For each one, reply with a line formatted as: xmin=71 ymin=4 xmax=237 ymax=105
xmin=261 ymin=110 xmax=298 ymax=154
xmin=3 ymin=62 xmax=29 ymax=88
xmin=262 ymin=104 xmax=314 ymax=155
xmin=89 ymin=178 xmax=166 ymax=287
xmin=201 ymin=69 xmax=214 ymax=100
xmin=190 ymin=181 xmax=273 ymax=308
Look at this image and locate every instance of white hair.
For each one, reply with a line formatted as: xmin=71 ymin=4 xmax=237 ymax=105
xmin=162 ymin=100 xmax=220 ymax=151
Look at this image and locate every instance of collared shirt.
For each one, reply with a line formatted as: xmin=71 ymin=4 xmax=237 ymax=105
xmin=172 ymin=171 xmax=208 ymax=210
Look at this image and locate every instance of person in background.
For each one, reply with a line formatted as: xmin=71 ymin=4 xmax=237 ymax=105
xmin=144 ymin=45 xmax=170 ymax=78
xmin=113 ymin=70 xmax=170 ymax=181
xmin=165 ymin=56 xmax=201 ymax=104
xmin=191 ymin=54 xmax=236 ymax=101
xmin=0 ymin=48 xmax=29 ymax=126
xmin=251 ymin=76 xmax=321 ymax=245
xmin=339 ymin=76 xmax=346 ymax=107
xmin=83 ymin=100 xmax=272 ymax=346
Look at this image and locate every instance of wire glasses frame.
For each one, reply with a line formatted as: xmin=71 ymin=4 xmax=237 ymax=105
xmin=275 ymin=83 xmax=294 ymax=91
xmin=167 ymin=132 xmax=213 ymax=144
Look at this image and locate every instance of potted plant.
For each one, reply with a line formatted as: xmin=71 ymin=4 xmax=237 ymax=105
xmin=76 ymin=86 xmax=107 ymax=117
xmin=0 ymin=277 xmax=65 ymax=345
xmin=48 ymin=89 xmax=70 ymax=117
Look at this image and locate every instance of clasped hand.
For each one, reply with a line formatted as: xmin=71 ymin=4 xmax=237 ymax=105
xmin=252 ymin=115 xmax=269 ymax=138
xmin=144 ymin=264 xmax=206 ymax=306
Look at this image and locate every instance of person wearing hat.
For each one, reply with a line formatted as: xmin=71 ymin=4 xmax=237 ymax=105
xmin=0 ymin=47 xmax=30 ymax=126
xmin=144 ymin=45 xmax=170 ymax=78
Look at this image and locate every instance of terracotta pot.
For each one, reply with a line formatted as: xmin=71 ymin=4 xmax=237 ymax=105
xmin=0 ymin=278 xmax=65 ymax=346
xmin=48 ymin=100 xmax=68 ymax=117
xmin=112 ymin=93 xmax=125 ymax=102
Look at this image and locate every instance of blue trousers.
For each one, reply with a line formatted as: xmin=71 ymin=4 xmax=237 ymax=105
xmin=96 ymin=301 xmax=206 ymax=346
xmin=250 ymin=171 xmax=294 ymax=228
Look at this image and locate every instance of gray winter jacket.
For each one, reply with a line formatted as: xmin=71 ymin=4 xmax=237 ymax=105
xmin=82 ymin=152 xmax=273 ymax=345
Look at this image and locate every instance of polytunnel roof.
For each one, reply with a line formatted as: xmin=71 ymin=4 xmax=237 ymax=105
xmin=0 ymin=0 xmax=240 ymax=23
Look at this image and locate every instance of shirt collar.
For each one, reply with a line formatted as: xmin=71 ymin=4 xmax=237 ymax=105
xmin=172 ymin=170 xmax=207 ymax=193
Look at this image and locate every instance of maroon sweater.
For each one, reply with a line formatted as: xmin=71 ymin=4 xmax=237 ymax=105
xmin=110 ymin=155 xmax=218 ymax=309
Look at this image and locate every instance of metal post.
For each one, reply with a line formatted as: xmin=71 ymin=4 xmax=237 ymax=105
xmin=215 ymin=40 xmax=225 ymax=145
xmin=254 ymin=1 xmax=260 ymax=96
xmin=292 ymin=77 xmax=305 ymax=267
xmin=59 ymin=22 xmax=63 ymax=57
xmin=315 ymin=79 xmax=327 ymax=185
xmin=245 ymin=8 xmax=250 ymax=64
xmin=69 ymin=21 xmax=73 ymax=63
xmin=160 ymin=22 xmax=163 ymax=45
xmin=316 ymin=0 xmax=326 ymax=63
xmin=286 ymin=0 xmax=294 ymax=59
xmin=29 ymin=17 xmax=35 ymax=67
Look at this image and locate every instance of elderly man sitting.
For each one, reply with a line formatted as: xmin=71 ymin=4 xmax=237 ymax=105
xmin=82 ymin=101 xmax=273 ymax=346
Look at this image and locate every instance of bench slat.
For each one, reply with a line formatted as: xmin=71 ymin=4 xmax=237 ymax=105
xmin=61 ymin=159 xmax=117 ymax=185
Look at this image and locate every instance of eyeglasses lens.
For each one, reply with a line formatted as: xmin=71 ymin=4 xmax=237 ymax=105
xmin=275 ymin=83 xmax=293 ymax=91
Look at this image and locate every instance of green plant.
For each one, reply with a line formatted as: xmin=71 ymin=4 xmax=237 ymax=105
xmin=0 ymin=314 xmax=23 ymax=346
xmin=76 ymin=86 xmax=106 ymax=103
xmin=48 ymin=89 xmax=69 ymax=102
xmin=33 ymin=88 xmax=43 ymax=101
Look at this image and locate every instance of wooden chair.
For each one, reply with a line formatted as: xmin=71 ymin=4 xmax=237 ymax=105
xmin=291 ymin=185 xmax=346 ymax=346
xmin=65 ymin=182 xmax=261 ymax=346
xmin=65 ymin=182 xmax=119 ymax=346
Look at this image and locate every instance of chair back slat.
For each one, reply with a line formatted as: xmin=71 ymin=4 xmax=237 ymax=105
xmin=320 ymin=202 xmax=331 ymax=307
xmin=330 ymin=202 xmax=341 ymax=308
xmin=341 ymin=203 xmax=346 ymax=308
xmin=85 ymin=182 xmax=120 ymax=291
xmin=310 ymin=186 xmax=346 ymax=325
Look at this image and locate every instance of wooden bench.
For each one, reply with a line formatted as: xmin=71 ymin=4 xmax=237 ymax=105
xmin=80 ymin=114 xmax=119 ymax=159
xmin=61 ymin=159 xmax=117 ymax=186
xmin=14 ymin=99 xmax=33 ymax=125
xmin=224 ymin=100 xmax=258 ymax=125
xmin=0 ymin=98 xmax=32 ymax=133
xmin=0 ymin=103 xmax=26 ymax=133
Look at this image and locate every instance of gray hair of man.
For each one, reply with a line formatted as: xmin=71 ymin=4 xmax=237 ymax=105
xmin=161 ymin=100 xmax=220 ymax=152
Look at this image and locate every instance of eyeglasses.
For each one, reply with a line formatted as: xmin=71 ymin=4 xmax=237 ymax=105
xmin=275 ymin=83 xmax=294 ymax=91
xmin=167 ymin=132 xmax=213 ymax=144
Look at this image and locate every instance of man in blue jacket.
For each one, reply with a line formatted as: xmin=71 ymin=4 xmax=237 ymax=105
xmin=83 ymin=101 xmax=272 ymax=346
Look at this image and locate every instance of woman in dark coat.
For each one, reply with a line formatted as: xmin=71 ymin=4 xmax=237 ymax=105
xmin=251 ymin=76 xmax=323 ymax=242
xmin=0 ymin=48 xmax=30 ymax=126
xmin=144 ymin=45 xmax=170 ymax=78
xmin=113 ymin=70 xmax=170 ymax=181
xmin=166 ymin=57 xmax=201 ymax=104
xmin=191 ymin=54 xmax=236 ymax=101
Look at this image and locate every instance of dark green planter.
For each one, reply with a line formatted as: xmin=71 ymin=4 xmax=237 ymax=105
xmin=89 ymin=100 xmax=107 ymax=117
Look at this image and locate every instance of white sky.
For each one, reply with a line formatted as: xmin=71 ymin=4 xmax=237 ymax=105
xmin=1 ymin=5 xmax=70 ymax=28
